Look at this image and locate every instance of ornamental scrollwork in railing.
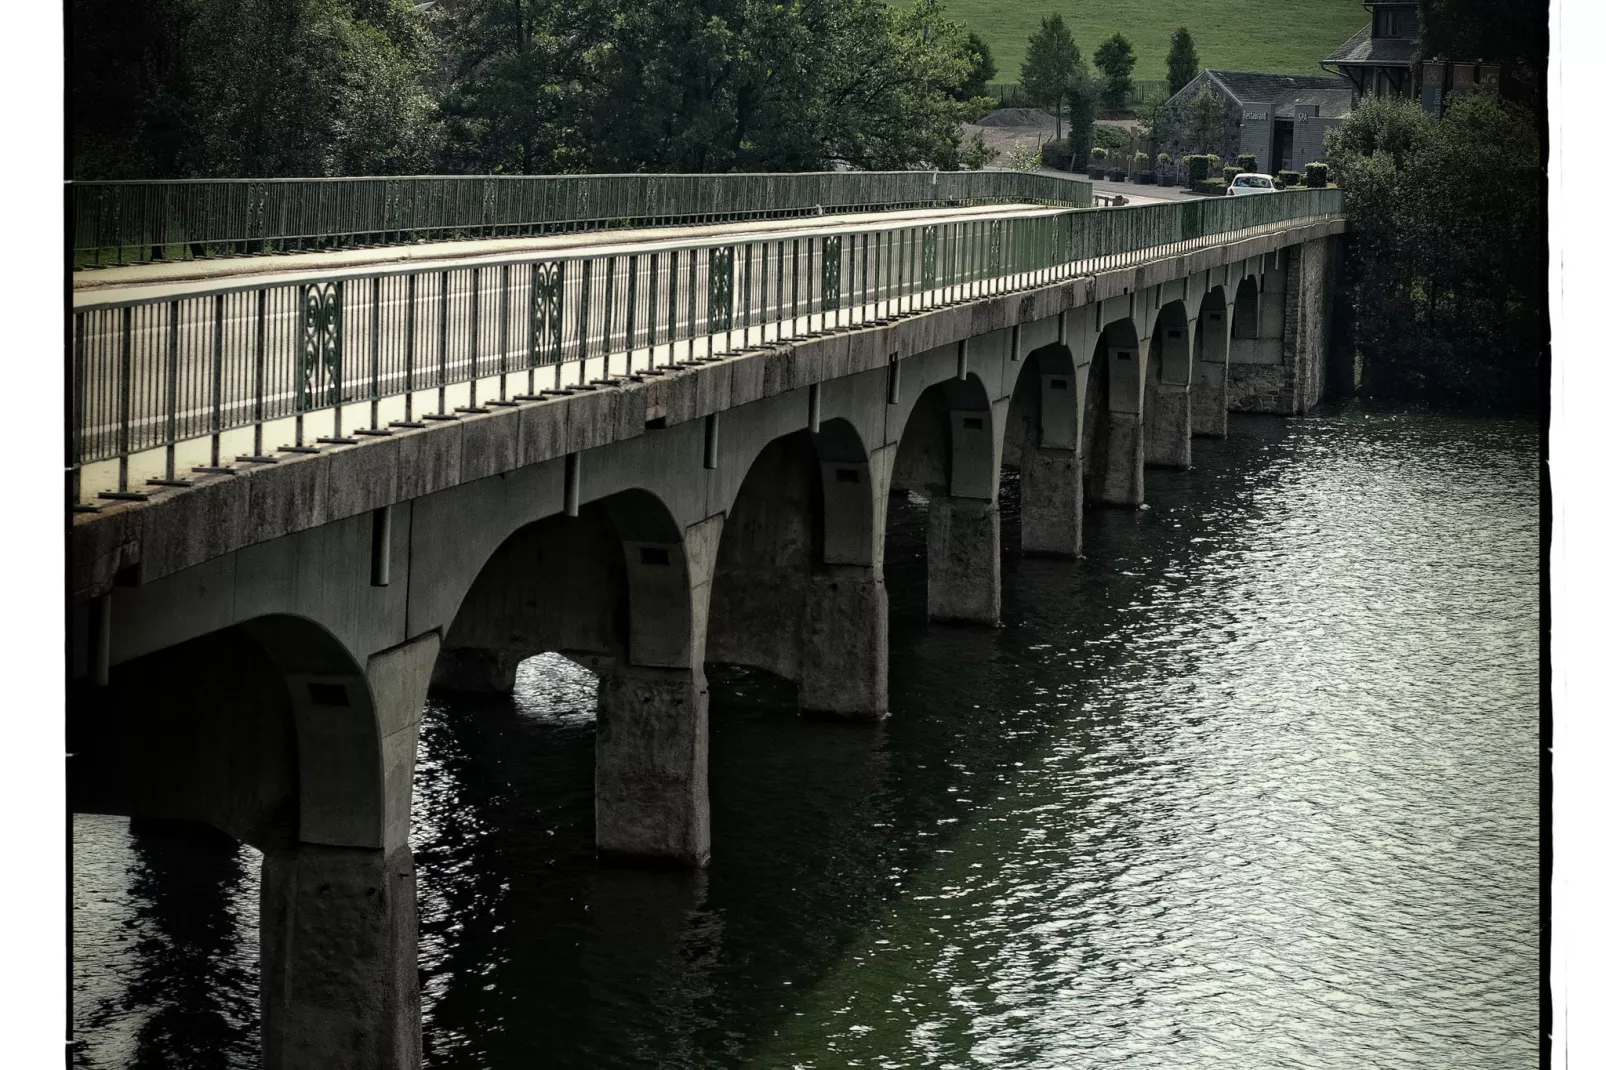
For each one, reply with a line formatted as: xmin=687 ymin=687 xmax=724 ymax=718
xmin=530 ymin=262 xmax=565 ymax=365
xmin=299 ymin=281 xmax=342 ymax=410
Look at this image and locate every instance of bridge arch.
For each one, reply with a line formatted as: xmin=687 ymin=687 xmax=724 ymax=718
xmin=1232 ymin=274 xmax=1261 ymax=340
xmin=1003 ymin=342 xmax=1083 ymax=557
xmin=706 ymin=418 xmax=886 ymax=719
xmin=1144 ymin=300 xmax=1194 ymax=470
xmin=69 ymin=611 xmax=430 ymax=1068
xmin=433 ymin=485 xmax=709 ymax=866
xmin=1083 ymin=318 xmax=1145 ymax=507
xmin=888 ymin=372 xmax=1001 ymax=624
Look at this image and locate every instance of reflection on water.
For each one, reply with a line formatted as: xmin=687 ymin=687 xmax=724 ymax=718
xmin=72 ymin=818 xmax=260 ymax=1068
xmin=72 ymin=403 xmax=1540 ymax=1069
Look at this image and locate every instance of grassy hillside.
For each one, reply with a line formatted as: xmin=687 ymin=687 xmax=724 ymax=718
xmin=922 ymin=0 xmax=1365 ymax=83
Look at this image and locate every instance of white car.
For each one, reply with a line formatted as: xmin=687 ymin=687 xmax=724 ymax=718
xmin=1227 ymin=172 xmax=1278 ymax=196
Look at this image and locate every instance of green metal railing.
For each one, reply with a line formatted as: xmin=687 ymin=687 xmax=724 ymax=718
xmin=70 ymin=188 xmax=1341 ymax=504
xmin=70 ymin=171 xmax=1095 ymax=269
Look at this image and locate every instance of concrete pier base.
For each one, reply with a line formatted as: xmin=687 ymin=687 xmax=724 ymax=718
xmin=1144 ymin=382 xmax=1192 ymax=469
xmin=595 ymin=664 xmax=710 ymax=866
xmin=926 ymin=495 xmax=1000 ymax=625
xmin=1087 ymin=412 xmax=1144 ymax=507
xmin=1019 ymin=446 xmax=1083 ymax=558
xmin=1193 ymin=362 xmax=1228 ymax=437
xmin=430 ymin=646 xmax=522 ymax=695
xmin=800 ymin=567 xmax=888 ymax=719
xmin=261 ymin=844 xmax=421 ymax=1070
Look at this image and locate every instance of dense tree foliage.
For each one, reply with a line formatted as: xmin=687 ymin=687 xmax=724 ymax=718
xmin=1420 ymin=0 xmax=1547 ymax=119
xmin=72 ymin=0 xmax=439 ymax=178
xmin=1019 ymin=13 xmax=1088 ymax=142
xmin=1093 ymin=33 xmax=1136 ymax=111
xmin=1185 ymin=84 xmax=1227 ymax=155
xmin=956 ymin=32 xmax=998 ymax=102
xmin=1165 ymin=27 xmax=1198 ymax=99
xmin=72 ymin=0 xmax=995 ymax=178
xmin=1325 ymin=93 xmax=1545 ymax=409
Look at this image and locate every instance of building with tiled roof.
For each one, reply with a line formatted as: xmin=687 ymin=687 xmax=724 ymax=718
xmin=1159 ymin=69 xmax=1354 ymax=174
xmin=1323 ymin=2 xmax=1421 ymax=98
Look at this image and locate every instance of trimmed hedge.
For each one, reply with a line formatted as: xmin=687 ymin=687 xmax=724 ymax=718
xmin=1304 ymin=161 xmax=1330 ymax=188
xmin=1235 ymin=154 xmax=1258 ymax=172
xmin=1222 ymin=165 xmax=1244 ymax=185
xmin=1041 ymin=138 xmax=1077 ymax=171
xmin=1200 ymin=178 xmax=1228 ymax=196
xmin=1277 ymin=169 xmax=1302 ymax=186
xmin=1183 ymin=154 xmax=1209 ymax=189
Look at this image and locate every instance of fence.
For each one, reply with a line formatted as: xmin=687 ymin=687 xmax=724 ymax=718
xmin=70 ymin=188 xmax=1343 ymax=503
xmin=70 ymin=171 xmax=1094 ymax=269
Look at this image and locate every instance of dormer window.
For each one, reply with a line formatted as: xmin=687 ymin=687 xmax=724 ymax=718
xmin=1374 ymin=5 xmax=1417 ymax=39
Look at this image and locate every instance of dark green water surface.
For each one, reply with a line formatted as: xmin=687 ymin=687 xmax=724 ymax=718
xmin=73 ymin=403 xmax=1541 ymax=1069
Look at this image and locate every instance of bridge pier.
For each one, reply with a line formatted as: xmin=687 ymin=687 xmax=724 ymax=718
xmin=1144 ymin=304 xmax=1194 ymax=470
xmin=595 ymin=663 xmax=710 ymax=866
xmin=1144 ymin=383 xmax=1192 ymax=468
xmin=1193 ymin=295 xmax=1232 ymax=437
xmin=927 ymin=494 xmax=1001 ymax=624
xmin=261 ymin=843 xmax=421 ymax=1070
xmin=1084 ymin=324 xmax=1146 ymax=507
xmin=1020 ymin=446 xmax=1083 ymax=557
xmin=799 ymin=567 xmax=889 ymax=717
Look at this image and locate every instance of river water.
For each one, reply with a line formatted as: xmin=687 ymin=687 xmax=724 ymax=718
xmin=72 ymin=402 xmax=1541 ymax=1069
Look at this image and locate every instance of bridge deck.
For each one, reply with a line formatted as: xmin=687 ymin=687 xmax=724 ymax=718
xmin=73 ymin=203 xmax=1060 ymax=306
xmin=70 ymin=191 xmax=1344 ymax=507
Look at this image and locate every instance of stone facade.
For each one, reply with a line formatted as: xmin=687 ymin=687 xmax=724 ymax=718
xmin=1226 ymin=237 xmax=1342 ymax=416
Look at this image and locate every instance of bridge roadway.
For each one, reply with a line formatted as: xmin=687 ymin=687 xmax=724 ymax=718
xmin=72 ymin=203 xmax=1069 ymax=501
xmin=69 ymin=190 xmax=1346 ymax=1069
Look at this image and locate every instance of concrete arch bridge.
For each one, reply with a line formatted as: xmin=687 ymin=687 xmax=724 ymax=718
xmin=67 ymin=172 xmax=1345 ymax=1068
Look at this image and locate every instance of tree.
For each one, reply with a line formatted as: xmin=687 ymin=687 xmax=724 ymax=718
xmin=71 ymin=0 xmax=999 ymax=178
xmin=1186 ymin=83 xmax=1226 ymax=154
xmin=1166 ymin=26 xmax=1199 ymax=98
xmin=71 ymin=0 xmax=441 ymax=178
xmin=1138 ymin=97 xmax=1176 ymax=154
xmin=1093 ymin=33 xmax=1136 ymax=111
xmin=1019 ymin=13 xmax=1085 ymax=141
xmin=1420 ymin=0 xmax=1546 ymax=118
xmin=1066 ymin=84 xmax=1098 ymax=170
xmin=955 ymin=31 xmax=998 ymax=101
xmin=1325 ymin=92 xmax=1545 ymax=408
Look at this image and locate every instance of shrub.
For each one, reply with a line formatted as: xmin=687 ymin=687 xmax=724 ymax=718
xmin=1183 ymin=153 xmax=1209 ymax=188
xmin=1134 ymin=151 xmax=1149 ymax=167
xmin=1277 ymin=169 xmax=1302 ymax=186
xmin=1157 ymin=152 xmax=1173 ymax=167
xmin=1235 ymin=153 xmax=1258 ymax=172
xmin=1006 ymin=142 xmax=1043 ymax=172
xmin=1222 ymin=165 xmax=1243 ymax=185
xmin=1091 ymin=146 xmax=1108 ymax=162
xmin=1041 ymin=138 xmax=1077 ymax=171
xmin=1304 ymin=161 xmax=1330 ymax=187
xmin=1094 ymin=124 xmax=1128 ymax=151
xmin=1206 ymin=153 xmax=1222 ymax=174
xmin=1200 ymin=178 xmax=1227 ymax=196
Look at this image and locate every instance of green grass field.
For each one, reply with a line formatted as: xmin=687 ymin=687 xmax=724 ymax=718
xmin=920 ymin=0 xmax=1366 ymax=83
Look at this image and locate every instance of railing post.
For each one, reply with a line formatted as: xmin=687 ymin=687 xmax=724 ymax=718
xmin=157 ymin=302 xmax=178 ymax=481
xmin=116 ymin=307 xmax=131 ymax=492
xmin=210 ymin=294 xmax=224 ymax=465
